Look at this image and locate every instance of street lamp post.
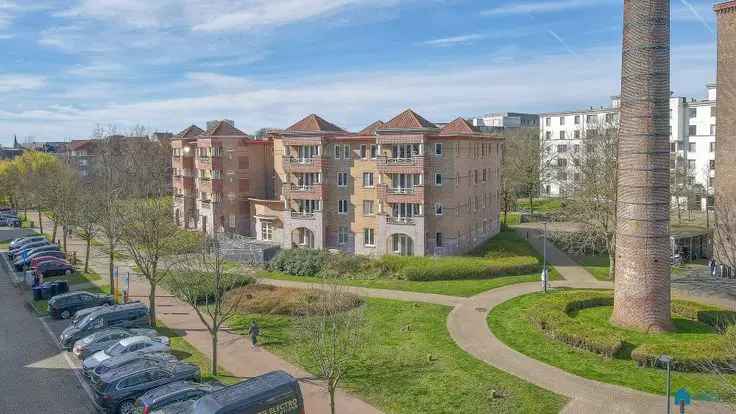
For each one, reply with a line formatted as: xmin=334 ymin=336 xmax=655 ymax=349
xmin=659 ymin=354 xmax=673 ymax=414
xmin=542 ymin=221 xmax=548 ymax=293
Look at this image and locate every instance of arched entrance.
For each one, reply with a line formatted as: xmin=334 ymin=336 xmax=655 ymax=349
xmin=293 ymin=227 xmax=315 ymax=249
xmin=389 ymin=234 xmax=414 ymax=256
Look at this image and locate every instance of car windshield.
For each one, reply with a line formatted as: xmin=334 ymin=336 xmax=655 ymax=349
xmin=107 ymin=343 xmax=127 ymax=356
xmin=80 ymin=334 xmax=98 ymax=345
xmin=77 ymin=313 xmax=96 ymax=329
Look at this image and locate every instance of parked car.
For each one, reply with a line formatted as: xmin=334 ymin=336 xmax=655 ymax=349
xmin=49 ymin=291 xmax=114 ymax=320
xmin=134 ymin=381 xmax=222 ymax=414
xmin=14 ymin=245 xmax=61 ymax=270
xmin=9 ymin=236 xmax=46 ymax=250
xmin=72 ymin=304 xmax=112 ymax=325
xmin=9 ymin=240 xmax=49 ymax=259
xmin=93 ymin=361 xmax=200 ymax=414
xmin=0 ymin=215 xmax=20 ymax=227
xmin=30 ymin=252 xmax=67 ymax=268
xmin=150 ymin=399 xmax=197 ymax=414
xmin=83 ymin=336 xmax=171 ymax=371
xmin=73 ymin=328 xmax=159 ymax=360
xmin=189 ymin=371 xmax=304 ymax=414
xmin=59 ymin=302 xmax=150 ymax=348
xmin=34 ymin=260 xmax=74 ymax=277
xmin=87 ymin=352 xmax=178 ymax=382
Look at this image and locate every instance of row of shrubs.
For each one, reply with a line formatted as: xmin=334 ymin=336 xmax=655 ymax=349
xmin=631 ymin=326 xmax=736 ymax=372
xmin=671 ymin=301 xmax=736 ymax=333
xmin=268 ymin=248 xmax=540 ymax=281
xmin=527 ymin=291 xmax=624 ymax=358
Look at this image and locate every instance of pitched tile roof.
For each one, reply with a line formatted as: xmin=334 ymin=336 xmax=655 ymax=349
xmin=174 ymin=125 xmax=204 ymax=139
xmin=285 ymin=114 xmax=346 ymax=133
xmin=357 ymin=121 xmax=384 ymax=136
xmin=70 ymin=139 xmax=94 ymax=151
xmin=715 ymin=1 xmax=736 ymax=12
xmin=382 ymin=109 xmax=437 ymax=130
xmin=205 ymin=121 xmax=247 ymax=137
xmin=439 ymin=117 xmax=482 ymax=135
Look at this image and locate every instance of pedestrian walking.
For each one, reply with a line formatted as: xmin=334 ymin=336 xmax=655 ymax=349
xmin=248 ymin=320 xmax=260 ymax=349
xmin=709 ymin=258 xmax=717 ymax=277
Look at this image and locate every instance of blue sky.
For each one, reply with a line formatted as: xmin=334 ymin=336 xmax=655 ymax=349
xmin=0 ymin=0 xmax=720 ymax=144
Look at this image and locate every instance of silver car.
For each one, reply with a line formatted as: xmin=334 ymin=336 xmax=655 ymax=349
xmin=83 ymin=335 xmax=170 ymax=371
xmin=72 ymin=328 xmax=159 ymax=360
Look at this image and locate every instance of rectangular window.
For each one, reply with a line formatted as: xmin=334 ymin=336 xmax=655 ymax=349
xmin=436 ymin=232 xmax=443 ymax=248
xmin=370 ymin=144 xmax=378 ymax=159
xmin=338 ymin=226 xmax=349 ymax=245
xmin=343 ymin=144 xmax=351 ymax=159
xmin=545 ymin=117 xmax=551 ymax=126
xmin=434 ymin=203 xmax=443 ymax=216
xmin=435 ymin=173 xmax=443 ymax=186
xmin=338 ymin=199 xmax=348 ymax=214
xmin=710 ymin=125 xmax=716 ymax=135
xmin=338 ymin=172 xmax=348 ymax=187
xmin=711 ymin=106 xmax=716 ymax=117
xmin=363 ymin=200 xmax=374 ymax=216
xmin=560 ymin=117 xmax=565 ymax=126
xmin=710 ymin=142 xmax=716 ymax=153
xmin=434 ymin=143 xmax=443 ymax=156
xmin=334 ymin=144 xmax=342 ymax=159
xmin=688 ymin=125 xmax=697 ymax=136
xmin=261 ymin=221 xmax=273 ymax=241
xmin=482 ymin=168 xmax=487 ymax=182
xmin=364 ymin=228 xmax=375 ymax=247
xmin=359 ymin=144 xmax=367 ymax=159
xmin=688 ymin=108 xmax=697 ymax=118
xmin=474 ymin=170 xmax=479 ymax=184
xmin=688 ymin=143 xmax=696 ymax=152
xmin=710 ymin=160 xmax=716 ymax=170
xmin=362 ymin=172 xmax=374 ymax=187
xmin=574 ymin=115 xmax=581 ymax=125
xmin=558 ymin=158 xmax=568 ymax=168
xmin=228 ymin=215 xmax=236 ymax=228
xmin=688 ymin=160 xmax=696 ymax=170
xmin=574 ymin=130 xmax=581 ymax=139
xmin=557 ymin=145 xmax=567 ymax=153
xmin=545 ymin=131 xmax=552 ymax=140
xmin=559 ymin=131 xmax=566 ymax=140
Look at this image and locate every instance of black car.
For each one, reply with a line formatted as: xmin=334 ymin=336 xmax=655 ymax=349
xmin=134 ymin=381 xmax=222 ymax=414
xmin=35 ymin=260 xmax=74 ymax=277
xmin=59 ymin=302 xmax=149 ymax=349
xmin=14 ymin=245 xmax=61 ymax=270
xmin=93 ymin=361 xmax=200 ymax=414
xmin=191 ymin=371 xmax=304 ymax=414
xmin=88 ymin=352 xmax=178 ymax=383
xmin=49 ymin=291 xmax=114 ymax=320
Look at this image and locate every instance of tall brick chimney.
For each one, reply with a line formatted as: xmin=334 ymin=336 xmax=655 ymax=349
xmin=714 ymin=1 xmax=736 ymax=271
xmin=611 ymin=0 xmax=673 ymax=332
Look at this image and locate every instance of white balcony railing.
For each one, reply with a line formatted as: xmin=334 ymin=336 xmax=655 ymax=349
xmin=291 ymin=211 xmax=317 ymax=219
xmin=385 ymin=216 xmax=416 ymax=225
xmin=387 ymin=187 xmax=417 ymax=195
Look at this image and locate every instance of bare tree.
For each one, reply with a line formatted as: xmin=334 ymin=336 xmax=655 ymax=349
xmin=166 ymin=234 xmax=252 ymax=376
xmin=562 ymin=124 xmax=619 ymax=279
xmin=671 ymin=155 xmax=697 ymax=225
xmin=502 ymin=128 xmax=552 ymax=215
xmin=76 ymin=189 xmax=102 ymax=273
xmin=120 ymin=197 xmax=181 ymax=326
xmin=295 ymin=281 xmax=367 ymax=414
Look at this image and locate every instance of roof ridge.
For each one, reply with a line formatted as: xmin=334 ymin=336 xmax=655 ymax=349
xmin=382 ymin=109 xmax=437 ymax=130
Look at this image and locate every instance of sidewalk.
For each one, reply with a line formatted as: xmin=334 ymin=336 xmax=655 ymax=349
xmin=33 ymin=216 xmax=382 ymax=414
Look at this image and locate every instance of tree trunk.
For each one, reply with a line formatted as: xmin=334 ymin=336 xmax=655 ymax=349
xmin=109 ymin=242 xmax=115 ymax=302
xmin=51 ymin=222 xmax=58 ymax=242
xmin=608 ymin=247 xmax=616 ymax=281
xmin=329 ymin=383 xmax=336 ymax=414
xmin=211 ymin=330 xmax=219 ymax=377
xmin=37 ymin=209 xmax=43 ymax=234
xmin=529 ymin=191 xmax=535 ymax=216
xmin=62 ymin=227 xmax=67 ymax=252
xmin=84 ymin=237 xmax=91 ymax=273
xmin=149 ymin=282 xmax=157 ymax=327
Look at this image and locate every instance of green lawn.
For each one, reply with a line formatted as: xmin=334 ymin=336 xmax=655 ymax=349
xmin=261 ymin=231 xmax=561 ymax=297
xmin=517 ymin=198 xmax=562 ymax=214
xmin=155 ymin=322 xmax=240 ymax=385
xmin=45 ymin=271 xmax=102 ymax=286
xmin=575 ymin=255 xmax=612 ymax=281
xmin=229 ymin=298 xmax=567 ymax=413
xmin=489 ymin=290 xmax=736 ymax=401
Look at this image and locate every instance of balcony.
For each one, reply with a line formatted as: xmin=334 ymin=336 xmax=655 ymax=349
xmin=385 ymin=216 xmax=418 ymax=226
xmin=287 ymin=184 xmax=324 ymax=199
xmin=282 ymin=157 xmax=325 ymax=172
xmin=376 ymin=156 xmax=424 ymax=173
xmin=377 ymin=185 xmax=424 ymax=203
xmin=200 ymin=200 xmax=212 ymax=209
xmin=290 ymin=211 xmax=318 ymax=220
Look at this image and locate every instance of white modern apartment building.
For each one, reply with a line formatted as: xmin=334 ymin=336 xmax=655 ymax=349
xmin=471 ymin=112 xmax=539 ymax=132
xmin=540 ymin=84 xmax=717 ymax=208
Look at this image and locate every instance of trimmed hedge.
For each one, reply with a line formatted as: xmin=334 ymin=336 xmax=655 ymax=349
xmin=392 ymin=256 xmax=539 ymax=281
xmin=631 ymin=326 xmax=736 ymax=372
xmin=528 ymin=291 xmax=624 ymax=358
xmin=671 ymin=302 xmax=736 ymax=333
xmin=269 ymin=249 xmax=325 ymax=277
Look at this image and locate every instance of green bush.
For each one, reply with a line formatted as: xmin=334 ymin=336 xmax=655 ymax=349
xmin=672 ymin=302 xmax=736 ymax=333
xmin=631 ymin=326 xmax=736 ymax=372
xmin=319 ymin=253 xmax=373 ymax=278
xmin=397 ymin=257 xmax=539 ymax=281
xmin=269 ymin=249 xmax=325 ymax=277
xmin=528 ymin=291 xmax=624 ymax=358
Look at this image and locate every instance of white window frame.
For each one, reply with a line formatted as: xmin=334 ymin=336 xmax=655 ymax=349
xmin=434 ymin=173 xmax=443 ymax=186
xmin=364 ymin=228 xmax=375 ymax=247
xmin=434 ymin=143 xmax=443 ymax=157
xmin=338 ymin=226 xmax=349 ymax=245
xmin=362 ymin=172 xmax=374 ymax=188
xmin=434 ymin=203 xmax=443 ymax=216
xmin=363 ymin=200 xmax=374 ymax=216
xmin=338 ymin=199 xmax=349 ymax=214
xmin=337 ymin=172 xmax=348 ymax=187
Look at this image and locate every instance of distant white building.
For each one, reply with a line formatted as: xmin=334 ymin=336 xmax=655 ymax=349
xmin=470 ymin=112 xmax=539 ymax=132
xmin=539 ymin=84 xmax=717 ymax=209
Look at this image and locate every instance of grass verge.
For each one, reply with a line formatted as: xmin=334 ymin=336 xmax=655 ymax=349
xmin=229 ymin=298 xmax=567 ymax=413
xmin=489 ymin=290 xmax=736 ymax=401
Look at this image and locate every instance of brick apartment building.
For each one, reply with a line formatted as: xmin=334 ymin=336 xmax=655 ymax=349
xmin=171 ymin=121 xmax=274 ymax=235
xmin=247 ymin=109 xmax=504 ymax=257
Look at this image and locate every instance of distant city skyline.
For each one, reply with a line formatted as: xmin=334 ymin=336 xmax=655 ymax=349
xmin=0 ymin=0 xmax=720 ymax=144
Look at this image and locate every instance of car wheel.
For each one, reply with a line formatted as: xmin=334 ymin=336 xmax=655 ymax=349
xmin=117 ymin=400 xmax=136 ymax=414
xmin=60 ymin=310 xmax=71 ymax=319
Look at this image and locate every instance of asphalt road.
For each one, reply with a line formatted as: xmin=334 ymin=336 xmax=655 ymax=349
xmin=0 ymin=236 xmax=96 ymax=414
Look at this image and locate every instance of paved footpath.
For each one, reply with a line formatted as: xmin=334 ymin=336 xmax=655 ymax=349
xmin=33 ymin=217 xmax=382 ymax=414
xmin=446 ymin=225 xmax=731 ymax=413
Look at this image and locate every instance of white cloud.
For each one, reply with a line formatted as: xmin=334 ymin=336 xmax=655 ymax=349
xmin=422 ymin=34 xmax=486 ymax=47
xmin=481 ymin=0 xmax=613 ymax=16
xmin=186 ymin=72 xmax=255 ymax=90
xmin=0 ymin=74 xmax=46 ymax=93
xmin=67 ymin=62 xmax=127 ymax=78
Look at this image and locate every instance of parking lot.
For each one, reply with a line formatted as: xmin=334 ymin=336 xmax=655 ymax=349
xmin=0 ymin=239 xmax=96 ymax=414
